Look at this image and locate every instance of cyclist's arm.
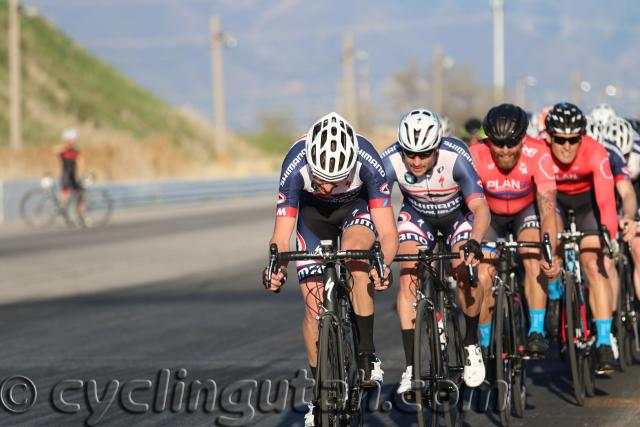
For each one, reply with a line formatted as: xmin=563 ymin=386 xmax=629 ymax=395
xmin=616 ymin=180 xmax=637 ymax=222
xmin=370 ymin=206 xmax=398 ymax=265
xmin=269 ymin=216 xmax=296 ymax=254
xmin=467 ymin=198 xmax=491 ymax=244
xmin=592 ymin=151 xmax=619 ymax=238
xmin=534 ymin=151 xmax=559 ymax=250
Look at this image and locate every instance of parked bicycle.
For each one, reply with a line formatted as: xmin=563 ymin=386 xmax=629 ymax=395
xmin=483 ymin=233 xmax=552 ymax=426
xmin=394 ymin=232 xmax=470 ymax=427
xmin=265 ymin=240 xmax=385 ymax=426
xmin=20 ymin=173 xmax=113 ymax=229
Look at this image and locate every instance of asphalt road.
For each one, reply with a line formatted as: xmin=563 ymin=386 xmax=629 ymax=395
xmin=0 ymin=198 xmax=639 ymax=426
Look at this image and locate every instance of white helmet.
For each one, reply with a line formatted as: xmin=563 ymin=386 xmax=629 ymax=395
xmin=61 ymin=128 xmax=78 ymax=141
xmin=527 ymin=112 xmax=540 ymax=137
xmin=590 ymin=103 xmax=616 ymax=125
xmin=305 ymin=112 xmax=358 ymax=182
xmin=440 ymin=115 xmax=453 ymax=137
xmin=585 ymin=115 xmax=603 ymax=143
xmin=603 ymin=117 xmax=634 ymax=155
xmin=397 ymin=109 xmax=443 ymax=152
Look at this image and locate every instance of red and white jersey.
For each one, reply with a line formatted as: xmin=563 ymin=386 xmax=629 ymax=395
xmin=551 ymin=135 xmax=617 ymax=235
xmin=470 ymin=136 xmax=556 ymax=216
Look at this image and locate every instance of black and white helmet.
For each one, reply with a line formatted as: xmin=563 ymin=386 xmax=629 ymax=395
xmin=545 ymin=102 xmax=586 ymax=135
xmin=397 ymin=109 xmax=443 ymax=152
xmin=585 ymin=115 xmax=604 ymax=143
xmin=590 ymin=103 xmax=617 ymax=125
xmin=603 ymin=117 xmax=635 ymax=155
xmin=305 ymin=112 xmax=359 ymax=182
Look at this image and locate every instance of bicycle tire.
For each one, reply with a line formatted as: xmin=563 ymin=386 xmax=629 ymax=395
xmin=82 ymin=189 xmax=113 ymax=228
xmin=414 ymin=298 xmax=440 ymax=427
xmin=494 ymin=280 xmax=512 ymax=426
xmin=511 ymin=290 xmax=528 ymax=418
xmin=584 ymin=352 xmax=595 ymax=397
xmin=342 ymin=300 xmax=364 ymax=427
xmin=20 ymin=188 xmax=58 ymax=228
xmin=318 ymin=315 xmax=344 ymax=426
xmin=616 ymin=270 xmax=628 ymax=372
xmin=564 ymin=274 xmax=586 ymax=406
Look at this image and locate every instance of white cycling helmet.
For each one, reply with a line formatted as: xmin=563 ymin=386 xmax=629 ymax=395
xmin=590 ymin=103 xmax=617 ymax=125
xmin=527 ymin=111 xmax=541 ymax=137
xmin=585 ymin=115 xmax=603 ymax=143
xmin=61 ymin=128 xmax=78 ymax=141
xmin=603 ymin=117 xmax=634 ymax=155
xmin=305 ymin=112 xmax=358 ymax=182
xmin=440 ymin=115 xmax=453 ymax=137
xmin=397 ymin=109 xmax=443 ymax=152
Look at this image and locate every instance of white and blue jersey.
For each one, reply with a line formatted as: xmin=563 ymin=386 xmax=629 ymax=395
xmin=380 ymin=138 xmax=485 ymax=218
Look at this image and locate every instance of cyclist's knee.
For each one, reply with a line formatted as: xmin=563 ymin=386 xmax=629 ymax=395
xmin=582 ymin=255 xmax=605 ymax=280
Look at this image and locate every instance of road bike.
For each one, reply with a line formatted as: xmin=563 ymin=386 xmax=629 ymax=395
xmin=483 ymin=233 xmax=552 ymax=426
xmin=613 ymin=235 xmax=640 ymax=370
xmin=20 ymin=173 xmax=113 ymax=229
xmin=265 ymin=240 xmax=385 ymax=426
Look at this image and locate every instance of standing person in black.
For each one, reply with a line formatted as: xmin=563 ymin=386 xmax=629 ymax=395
xmin=55 ymin=128 xmax=86 ymax=221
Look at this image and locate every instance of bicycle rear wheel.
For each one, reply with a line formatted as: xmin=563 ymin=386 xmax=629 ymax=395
xmin=564 ymin=274 xmax=586 ymax=406
xmin=318 ymin=315 xmax=345 ymax=426
xmin=494 ymin=281 xmax=513 ymax=426
xmin=20 ymin=188 xmax=58 ymax=228
xmin=82 ymin=189 xmax=113 ymax=227
xmin=414 ymin=298 xmax=441 ymax=427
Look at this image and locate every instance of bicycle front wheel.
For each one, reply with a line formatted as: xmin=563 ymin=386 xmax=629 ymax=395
xmin=494 ymin=281 xmax=513 ymax=426
xmin=20 ymin=188 xmax=58 ymax=228
xmin=318 ymin=315 xmax=345 ymax=426
xmin=82 ymin=189 xmax=113 ymax=227
xmin=414 ymin=298 xmax=441 ymax=427
xmin=564 ymin=274 xmax=586 ymax=406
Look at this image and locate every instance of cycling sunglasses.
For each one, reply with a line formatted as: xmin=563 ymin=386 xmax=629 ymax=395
xmin=488 ymin=138 xmax=522 ymax=148
xmin=551 ymin=134 xmax=582 ymax=145
xmin=402 ymin=148 xmax=436 ymax=159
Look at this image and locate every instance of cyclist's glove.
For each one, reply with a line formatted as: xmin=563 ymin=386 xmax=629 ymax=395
xmin=369 ymin=264 xmax=393 ymax=288
xmin=262 ymin=265 xmax=287 ymax=291
xmin=461 ymin=239 xmax=483 ymax=261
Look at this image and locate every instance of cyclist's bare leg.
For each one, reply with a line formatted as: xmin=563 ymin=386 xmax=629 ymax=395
xmin=60 ymin=189 xmax=70 ymax=210
xmin=478 ymin=257 xmax=496 ymax=325
xmin=300 ymin=277 xmax=325 ymax=368
xmin=341 ymin=225 xmax=376 ymax=316
xmin=519 ymin=227 xmax=547 ymax=312
xmin=604 ymin=256 xmax=619 ymax=312
xmin=631 ymin=235 xmax=640 ymax=300
xmin=397 ymin=240 xmax=419 ymax=330
xmin=76 ymin=191 xmax=86 ymax=218
xmin=580 ymin=236 xmax=612 ymax=320
xmin=451 ymin=239 xmax=485 ymax=316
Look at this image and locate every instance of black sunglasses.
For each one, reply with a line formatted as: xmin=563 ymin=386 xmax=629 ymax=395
xmin=402 ymin=148 xmax=436 ymax=159
xmin=552 ymin=134 xmax=582 ymax=145
xmin=488 ymin=138 xmax=522 ymax=148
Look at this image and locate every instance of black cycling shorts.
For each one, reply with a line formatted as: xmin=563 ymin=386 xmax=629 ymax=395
xmin=556 ymin=190 xmax=600 ymax=233
xmin=484 ymin=203 xmax=541 ymax=242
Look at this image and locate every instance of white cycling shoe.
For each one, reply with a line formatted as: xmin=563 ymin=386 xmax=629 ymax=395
xmin=397 ymin=365 xmax=414 ymax=394
xmin=463 ymin=344 xmax=486 ymax=387
xmin=304 ymin=402 xmax=315 ymax=427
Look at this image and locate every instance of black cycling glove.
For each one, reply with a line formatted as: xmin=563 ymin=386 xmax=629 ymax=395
xmin=461 ymin=239 xmax=483 ymax=261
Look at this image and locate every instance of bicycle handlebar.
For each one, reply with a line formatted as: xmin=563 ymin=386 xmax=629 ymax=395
xmin=264 ymin=241 xmax=385 ymax=291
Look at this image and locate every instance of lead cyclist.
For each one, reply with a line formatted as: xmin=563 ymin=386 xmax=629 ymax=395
xmin=263 ymin=112 xmax=398 ymax=427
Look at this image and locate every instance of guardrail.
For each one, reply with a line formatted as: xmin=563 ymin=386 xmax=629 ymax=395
xmin=0 ymin=176 xmax=278 ymax=223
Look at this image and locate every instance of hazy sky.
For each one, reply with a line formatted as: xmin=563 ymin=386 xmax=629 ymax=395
xmin=23 ymin=0 xmax=640 ymax=131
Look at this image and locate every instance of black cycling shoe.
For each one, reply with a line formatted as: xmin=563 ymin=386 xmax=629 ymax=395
xmin=358 ymin=352 xmax=384 ymax=387
xmin=526 ymin=332 xmax=549 ymax=358
xmin=595 ymin=345 xmax=615 ymax=375
xmin=546 ymin=299 xmax=561 ymax=338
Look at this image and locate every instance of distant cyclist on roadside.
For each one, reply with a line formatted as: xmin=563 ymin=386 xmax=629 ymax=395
xmin=471 ymin=104 xmax=561 ymax=358
xmin=381 ymin=109 xmax=490 ymax=394
xmin=545 ymin=103 xmax=619 ymax=374
xmin=462 ymin=117 xmax=483 ymax=147
xmin=54 ymin=128 xmax=86 ymax=218
xmin=263 ymin=112 xmax=398 ymax=426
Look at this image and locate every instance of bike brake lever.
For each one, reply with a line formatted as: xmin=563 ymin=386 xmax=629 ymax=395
xmin=464 ymin=247 xmax=477 ymax=288
xmin=264 ymin=243 xmax=280 ymax=291
xmin=542 ymin=232 xmax=553 ymax=267
xmin=372 ymin=241 xmax=387 ymax=287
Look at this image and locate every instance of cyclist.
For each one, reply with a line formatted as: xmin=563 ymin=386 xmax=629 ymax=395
xmin=462 ymin=117 xmax=483 ymax=147
xmin=602 ymin=118 xmax=640 ymax=318
xmin=471 ymin=104 xmax=561 ymax=358
xmin=381 ymin=109 xmax=490 ymax=393
xmin=54 ymin=128 xmax=85 ymax=218
xmin=545 ymin=102 xmax=619 ymax=374
xmin=263 ymin=112 xmax=398 ymax=426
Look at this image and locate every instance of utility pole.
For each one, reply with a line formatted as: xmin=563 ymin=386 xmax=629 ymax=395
xmin=9 ymin=0 xmax=22 ymax=150
xmin=570 ymin=70 xmax=581 ymax=106
xmin=342 ymin=33 xmax=358 ymax=127
xmin=210 ymin=15 xmax=228 ymax=160
xmin=431 ymin=45 xmax=444 ymax=114
xmin=492 ymin=0 xmax=505 ymax=104
xmin=358 ymin=61 xmax=371 ymax=133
